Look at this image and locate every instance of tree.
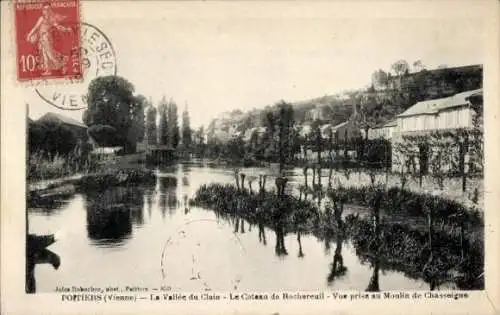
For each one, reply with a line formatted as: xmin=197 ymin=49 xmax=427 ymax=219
xmin=181 ymin=103 xmax=192 ymax=149
xmin=87 ymin=124 xmax=119 ymax=147
xmin=276 ymin=100 xmax=295 ymax=171
xmin=29 ymin=121 xmax=78 ymax=156
xmin=167 ymin=99 xmax=180 ymax=149
xmin=412 ymin=60 xmax=425 ymax=72
xmin=193 ymin=126 xmax=206 ymax=157
xmin=158 ymin=97 xmax=169 ymax=145
xmin=225 ymin=136 xmax=245 ymax=161
xmin=371 ymin=69 xmax=389 ymax=89
xmin=391 ymin=60 xmax=410 ymax=77
xmin=262 ymin=110 xmax=277 ymax=162
xmin=83 ymin=75 xmax=141 ymax=152
xmin=469 ymin=93 xmax=484 ymax=174
xmin=127 ymin=94 xmax=147 ymax=152
xmin=145 ymin=105 xmax=157 ymax=145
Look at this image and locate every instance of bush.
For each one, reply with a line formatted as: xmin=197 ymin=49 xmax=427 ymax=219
xmin=327 ymin=185 xmax=483 ymax=225
xmin=87 ymin=124 xmax=122 ymax=147
xmin=346 ymin=214 xmax=484 ymax=290
xmin=29 ymin=121 xmax=78 ymax=156
xmin=191 ymin=183 xmax=321 ymax=233
xmin=78 ymin=169 xmax=156 ymax=190
xmin=28 ymin=151 xmax=92 ymax=181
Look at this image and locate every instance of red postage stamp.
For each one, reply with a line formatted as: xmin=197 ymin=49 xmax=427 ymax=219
xmin=14 ymin=0 xmax=82 ymax=82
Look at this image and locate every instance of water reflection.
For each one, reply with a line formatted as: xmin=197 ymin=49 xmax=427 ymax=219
xmin=258 ymin=223 xmax=267 ymax=245
xmin=366 ymin=258 xmax=380 ymax=292
xmin=158 ymin=176 xmax=179 ymax=218
xmin=327 ymin=234 xmax=347 ymax=284
xmin=297 ymin=232 xmax=305 ymax=258
xmin=28 ymin=190 xmax=74 ymax=215
xmin=27 ymin=163 xmax=481 ymax=291
xmin=274 ymin=225 xmax=288 ymax=256
xmin=84 ymin=187 xmax=148 ymax=246
xmin=26 ymin=234 xmax=60 ymax=293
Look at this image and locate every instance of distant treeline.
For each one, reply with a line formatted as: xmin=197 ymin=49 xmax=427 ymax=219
xmin=205 ymin=64 xmax=482 ymax=142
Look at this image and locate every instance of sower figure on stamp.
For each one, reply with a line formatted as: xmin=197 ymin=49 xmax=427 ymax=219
xmin=26 ymin=4 xmax=72 ymax=75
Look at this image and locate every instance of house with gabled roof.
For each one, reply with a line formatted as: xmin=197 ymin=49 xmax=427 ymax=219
xmin=36 ymin=112 xmax=88 ymax=139
xmin=395 ymin=89 xmax=481 ymax=135
xmin=391 ymin=89 xmax=483 ymax=174
xmin=368 ymin=119 xmax=397 ymax=140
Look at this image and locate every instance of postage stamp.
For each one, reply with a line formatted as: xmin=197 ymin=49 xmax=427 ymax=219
xmin=34 ymin=22 xmax=117 ymax=110
xmin=14 ymin=0 xmax=82 ymax=82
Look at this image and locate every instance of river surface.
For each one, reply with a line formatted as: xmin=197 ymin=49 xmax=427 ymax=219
xmin=28 ymin=162 xmax=432 ymax=292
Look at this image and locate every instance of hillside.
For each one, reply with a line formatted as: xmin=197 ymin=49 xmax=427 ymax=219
xmin=206 ymin=64 xmax=482 ymax=142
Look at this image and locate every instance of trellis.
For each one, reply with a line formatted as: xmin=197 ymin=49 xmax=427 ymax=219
xmin=393 ymin=126 xmax=483 ymax=192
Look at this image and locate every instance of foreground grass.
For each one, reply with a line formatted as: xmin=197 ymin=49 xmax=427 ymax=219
xmin=28 ymin=152 xmax=89 ymax=181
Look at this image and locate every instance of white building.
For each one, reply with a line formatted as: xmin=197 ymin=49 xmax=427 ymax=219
xmin=395 ymin=89 xmax=481 ymax=134
xmin=368 ymin=119 xmax=397 ymax=140
xmin=391 ymin=89 xmax=482 ymax=173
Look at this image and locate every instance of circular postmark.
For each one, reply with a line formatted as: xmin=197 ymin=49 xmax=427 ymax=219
xmin=160 ymin=219 xmax=247 ymax=292
xmin=34 ymin=22 xmax=117 ymax=110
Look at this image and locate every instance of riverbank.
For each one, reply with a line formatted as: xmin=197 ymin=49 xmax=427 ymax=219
xmin=190 ymin=182 xmax=484 ymax=289
xmin=28 ymin=167 xmax=156 ymax=207
xmin=189 ymin=157 xmax=484 ymax=210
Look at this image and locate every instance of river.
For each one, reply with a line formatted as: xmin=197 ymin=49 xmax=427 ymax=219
xmin=28 ymin=161 xmax=437 ymax=292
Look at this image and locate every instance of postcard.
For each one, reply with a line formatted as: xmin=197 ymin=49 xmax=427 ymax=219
xmin=1 ymin=0 xmax=499 ymax=314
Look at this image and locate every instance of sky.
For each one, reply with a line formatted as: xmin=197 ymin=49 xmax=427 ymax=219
xmin=20 ymin=1 xmax=487 ymax=129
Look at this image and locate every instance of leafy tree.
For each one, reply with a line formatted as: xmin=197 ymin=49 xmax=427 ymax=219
xmin=412 ymin=60 xmax=425 ymax=72
xmin=391 ymin=60 xmax=410 ymax=76
xmin=87 ymin=124 xmax=119 ymax=147
xmin=276 ymin=100 xmax=295 ymax=171
xmin=146 ymin=105 xmax=157 ymax=145
xmin=32 ymin=121 xmax=78 ymax=156
xmin=469 ymin=93 xmax=483 ymax=174
xmin=181 ymin=104 xmax=192 ymax=149
xmin=158 ymin=97 xmax=169 ymax=146
xmin=168 ymin=100 xmax=180 ymax=148
xmin=193 ymin=126 xmax=206 ymax=157
xmin=28 ymin=121 xmax=47 ymax=154
xmin=259 ymin=101 xmax=296 ymax=170
xmin=371 ymin=69 xmax=388 ymax=89
xmin=225 ymin=136 xmax=245 ymax=161
xmin=261 ymin=110 xmax=277 ymax=161
xmin=127 ymin=94 xmax=147 ymax=151
xmin=83 ymin=75 xmax=142 ymax=152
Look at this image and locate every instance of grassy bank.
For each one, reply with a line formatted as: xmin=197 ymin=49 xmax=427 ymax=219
xmin=28 ymin=152 xmax=92 ymax=181
xmin=326 ymin=185 xmax=483 ymax=225
xmin=190 ymin=182 xmax=484 ymax=289
xmin=28 ymin=166 xmax=156 ymax=208
xmin=191 ymin=184 xmax=322 ymax=233
xmin=346 ymin=214 xmax=483 ymax=290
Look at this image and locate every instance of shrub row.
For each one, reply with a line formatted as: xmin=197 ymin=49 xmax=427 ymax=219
xmin=327 ymin=186 xmax=483 ymax=226
xmin=78 ymin=169 xmax=156 ymax=191
xmin=345 ymin=214 xmax=484 ymax=290
xmin=191 ymin=183 xmax=321 ymax=233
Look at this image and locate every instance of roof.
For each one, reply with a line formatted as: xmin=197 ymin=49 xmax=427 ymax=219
xmin=91 ymin=147 xmax=123 ymax=154
xmin=37 ymin=112 xmax=87 ymax=129
xmin=397 ymin=89 xmax=482 ymax=118
xmin=320 ymin=124 xmax=333 ymax=133
xmin=373 ymin=119 xmax=397 ymax=129
xmin=331 ymin=121 xmax=348 ymax=131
